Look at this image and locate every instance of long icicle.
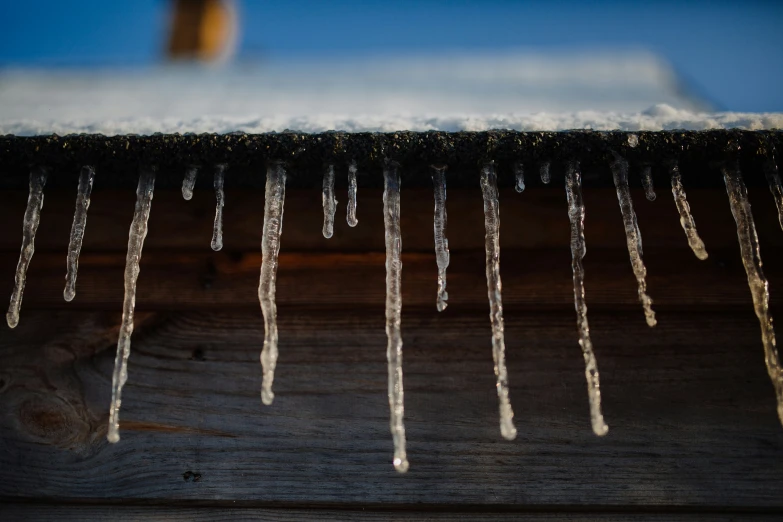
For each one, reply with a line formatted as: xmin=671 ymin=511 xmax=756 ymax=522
xmin=565 ymin=161 xmax=609 ymax=436
xmin=764 ymin=147 xmax=783 ymax=231
xmin=670 ymin=163 xmax=708 ymax=260
xmin=383 ymin=160 xmax=409 ymax=473
xmin=611 ymin=154 xmax=657 ymax=327
xmin=211 ymin=164 xmax=226 ymax=251
xmin=322 ymin=164 xmax=337 ymax=238
xmin=64 ymin=166 xmax=96 ymax=301
xmin=259 ymin=162 xmax=286 ymax=406
xmin=431 ymin=165 xmax=450 ymax=312
xmin=7 ymin=166 xmax=48 ymax=328
xmin=107 ymin=166 xmax=155 ymax=443
xmin=181 ymin=166 xmax=198 ymax=201
xmin=347 ymin=161 xmax=359 ymax=227
xmin=723 ymin=160 xmax=783 ymax=426
xmin=479 ymin=161 xmax=518 ymax=441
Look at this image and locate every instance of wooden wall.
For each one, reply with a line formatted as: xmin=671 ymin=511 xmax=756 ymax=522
xmin=2 ymin=183 xmax=783 ymax=520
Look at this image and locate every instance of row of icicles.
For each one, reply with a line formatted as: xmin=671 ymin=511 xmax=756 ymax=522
xmin=6 ymin=138 xmax=783 ymax=472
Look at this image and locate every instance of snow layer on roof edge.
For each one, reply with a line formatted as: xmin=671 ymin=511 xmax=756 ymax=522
xmin=3 ymin=105 xmax=782 ymax=136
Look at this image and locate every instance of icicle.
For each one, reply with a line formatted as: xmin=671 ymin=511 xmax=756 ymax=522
xmin=764 ymin=150 xmax=783 ymax=231
xmin=611 ymin=154 xmax=657 ymax=327
xmin=514 ymin=162 xmax=526 ymax=193
xmin=7 ymin=166 xmax=48 ymax=328
xmin=670 ymin=163 xmax=708 ymax=260
xmin=479 ymin=161 xmax=517 ymax=441
xmin=565 ymin=161 xmax=609 ymax=436
xmin=383 ymin=160 xmax=409 ymax=473
xmin=347 ymin=161 xmax=358 ymax=227
xmin=322 ymin=164 xmax=337 ymax=238
xmin=259 ymin=162 xmax=286 ymax=406
xmin=64 ymin=166 xmax=96 ymax=302
xmin=211 ymin=164 xmax=226 ymax=251
xmin=723 ymin=161 xmax=783 ymax=426
xmin=641 ymin=165 xmax=656 ymax=201
xmin=431 ymin=165 xmax=450 ymax=312
xmin=540 ymin=161 xmax=551 ymax=184
xmin=181 ymin=166 xmax=198 ymax=201
xmin=107 ymin=166 xmax=155 ymax=443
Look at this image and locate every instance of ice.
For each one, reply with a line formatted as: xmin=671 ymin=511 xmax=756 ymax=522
xmin=670 ymin=163 xmax=708 ymax=260
xmin=347 ymin=161 xmax=358 ymax=227
xmin=479 ymin=161 xmax=517 ymax=441
xmin=64 ymin=166 xmax=95 ymax=302
xmin=723 ymin=161 xmax=783 ymax=426
xmin=107 ymin=167 xmax=155 ymax=443
xmin=431 ymin=165 xmax=450 ymax=312
xmin=181 ymin=166 xmax=198 ymax=201
xmin=611 ymin=154 xmax=657 ymax=327
xmin=259 ymin=162 xmax=286 ymax=406
xmin=514 ymin=162 xmax=526 ymax=193
xmin=565 ymin=161 xmax=609 ymax=436
xmin=540 ymin=161 xmax=551 ymax=184
xmin=641 ymin=165 xmax=656 ymax=201
xmin=211 ymin=164 xmax=226 ymax=251
xmin=764 ymin=148 xmax=783 ymax=231
xmin=6 ymin=166 xmax=48 ymax=328
xmin=322 ymin=164 xmax=337 ymax=238
xmin=383 ymin=160 xmax=409 ymax=473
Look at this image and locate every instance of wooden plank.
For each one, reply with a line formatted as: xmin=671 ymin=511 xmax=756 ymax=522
xmin=1 ymin=248 xmax=782 ymax=312
xmin=2 ymin=504 xmax=781 ymax=521
xmin=1 ymin=187 xmax=781 ymax=253
xmin=2 ymin=309 xmax=783 ymax=506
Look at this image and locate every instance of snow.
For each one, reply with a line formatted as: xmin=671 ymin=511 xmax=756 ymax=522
xmin=1 ymin=52 xmax=780 ymax=135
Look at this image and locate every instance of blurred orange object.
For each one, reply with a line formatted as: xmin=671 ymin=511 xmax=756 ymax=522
xmin=167 ymin=0 xmax=236 ymax=62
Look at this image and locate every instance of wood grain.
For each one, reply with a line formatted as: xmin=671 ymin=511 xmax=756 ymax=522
xmin=0 ymin=187 xmax=781 ymax=253
xmin=1 ymin=248 xmax=782 ymax=313
xmin=2 ymin=309 xmax=783 ymax=507
xmin=2 ymin=504 xmax=781 ymax=521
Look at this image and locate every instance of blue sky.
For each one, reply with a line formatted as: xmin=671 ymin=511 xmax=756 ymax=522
xmin=1 ymin=0 xmax=782 ymax=112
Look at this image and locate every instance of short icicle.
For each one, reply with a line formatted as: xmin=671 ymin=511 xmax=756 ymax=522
xmin=107 ymin=166 xmax=156 ymax=443
xmin=322 ymin=164 xmax=337 ymax=238
xmin=723 ymin=160 xmax=783 ymax=426
xmin=259 ymin=162 xmax=286 ymax=406
xmin=181 ymin=166 xmax=198 ymax=201
xmin=611 ymin=154 xmax=657 ymax=327
xmin=641 ymin=165 xmax=656 ymax=201
xmin=347 ymin=161 xmax=358 ymax=227
xmin=565 ymin=161 xmax=609 ymax=436
xmin=431 ymin=165 xmax=450 ymax=312
xmin=540 ymin=161 xmax=551 ymax=184
xmin=479 ymin=161 xmax=517 ymax=441
xmin=764 ymin=148 xmax=783 ymax=231
xmin=514 ymin=162 xmax=526 ymax=193
xmin=7 ymin=166 xmax=48 ymax=328
xmin=64 ymin=166 xmax=96 ymax=301
xmin=211 ymin=164 xmax=226 ymax=251
xmin=383 ymin=160 xmax=409 ymax=472
xmin=670 ymin=163 xmax=708 ymax=260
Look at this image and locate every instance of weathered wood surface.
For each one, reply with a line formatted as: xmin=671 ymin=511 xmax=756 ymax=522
xmin=0 ymin=248 xmax=782 ymax=312
xmin=0 ymin=187 xmax=781 ymax=252
xmin=2 ymin=187 xmax=783 ymax=516
xmin=2 ymin=309 xmax=783 ymax=507
xmin=3 ymin=504 xmax=782 ymax=521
